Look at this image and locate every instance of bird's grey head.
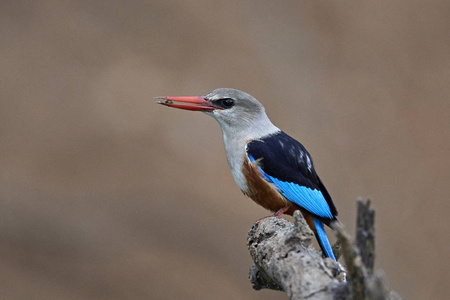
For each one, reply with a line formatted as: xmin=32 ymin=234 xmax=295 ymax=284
xmin=203 ymin=88 xmax=266 ymax=127
xmin=158 ymin=88 xmax=279 ymax=138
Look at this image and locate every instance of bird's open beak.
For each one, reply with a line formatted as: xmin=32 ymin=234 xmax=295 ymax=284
xmin=156 ymin=95 xmax=216 ymax=112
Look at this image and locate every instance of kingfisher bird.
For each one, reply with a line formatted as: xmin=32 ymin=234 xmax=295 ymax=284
xmin=157 ymin=88 xmax=338 ymax=262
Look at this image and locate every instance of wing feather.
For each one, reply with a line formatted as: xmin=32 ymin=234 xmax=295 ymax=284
xmin=246 ymin=131 xmax=337 ymax=221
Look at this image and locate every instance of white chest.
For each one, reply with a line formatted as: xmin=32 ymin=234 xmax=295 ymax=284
xmin=214 ymin=112 xmax=280 ymax=195
xmin=223 ymin=134 xmax=249 ymax=193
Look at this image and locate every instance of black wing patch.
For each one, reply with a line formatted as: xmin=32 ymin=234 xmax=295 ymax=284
xmin=246 ymin=131 xmax=337 ymax=219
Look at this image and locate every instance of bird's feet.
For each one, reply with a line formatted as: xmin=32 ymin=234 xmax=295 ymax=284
xmin=252 ymin=207 xmax=290 ymax=229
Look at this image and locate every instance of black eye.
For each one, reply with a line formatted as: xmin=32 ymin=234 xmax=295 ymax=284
xmin=221 ymin=98 xmax=235 ymax=108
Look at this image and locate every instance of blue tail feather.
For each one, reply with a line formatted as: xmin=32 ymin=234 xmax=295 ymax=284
xmin=313 ymin=217 xmax=336 ymax=262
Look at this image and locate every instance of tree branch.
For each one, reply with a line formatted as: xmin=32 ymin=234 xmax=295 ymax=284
xmin=355 ymin=198 xmax=375 ymax=275
xmin=247 ymin=199 xmax=402 ymax=300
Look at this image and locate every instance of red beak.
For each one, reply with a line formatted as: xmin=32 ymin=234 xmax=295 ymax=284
xmin=156 ymin=95 xmax=216 ymax=112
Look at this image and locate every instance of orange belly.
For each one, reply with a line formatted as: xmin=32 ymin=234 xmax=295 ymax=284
xmin=242 ymin=157 xmax=319 ymax=237
xmin=242 ymin=157 xmax=294 ymax=213
xmin=242 ymin=157 xmax=318 ymax=233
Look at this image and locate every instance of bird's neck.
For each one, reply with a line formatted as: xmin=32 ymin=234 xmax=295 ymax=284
xmin=219 ymin=114 xmax=280 ymax=193
xmin=219 ymin=112 xmax=280 ymax=143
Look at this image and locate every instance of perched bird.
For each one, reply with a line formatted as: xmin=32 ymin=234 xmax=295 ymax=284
xmin=157 ymin=88 xmax=338 ymax=261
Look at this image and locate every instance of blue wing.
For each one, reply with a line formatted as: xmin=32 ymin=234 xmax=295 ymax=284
xmin=248 ymin=154 xmax=333 ymax=219
xmin=246 ymin=131 xmax=337 ymax=222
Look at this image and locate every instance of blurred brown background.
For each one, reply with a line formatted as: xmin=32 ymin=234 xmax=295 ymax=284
xmin=1 ymin=1 xmax=449 ymax=299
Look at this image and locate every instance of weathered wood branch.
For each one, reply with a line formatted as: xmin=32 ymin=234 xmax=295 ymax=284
xmin=355 ymin=199 xmax=375 ymax=275
xmin=247 ymin=199 xmax=402 ymax=300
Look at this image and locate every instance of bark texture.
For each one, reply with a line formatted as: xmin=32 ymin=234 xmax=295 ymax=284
xmin=247 ymin=199 xmax=402 ymax=300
